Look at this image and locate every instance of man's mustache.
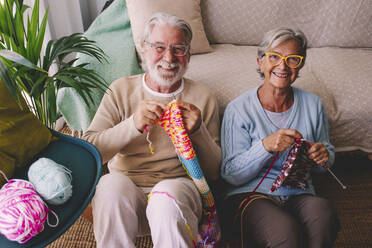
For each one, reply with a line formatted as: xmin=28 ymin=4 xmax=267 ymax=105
xmin=157 ymin=61 xmax=179 ymax=70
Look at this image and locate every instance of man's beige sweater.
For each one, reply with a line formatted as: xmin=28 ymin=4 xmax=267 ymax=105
xmin=83 ymin=74 xmax=221 ymax=187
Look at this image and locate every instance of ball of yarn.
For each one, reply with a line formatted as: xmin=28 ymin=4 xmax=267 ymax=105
xmin=0 ymin=179 xmax=48 ymax=243
xmin=28 ymin=158 xmax=72 ymax=205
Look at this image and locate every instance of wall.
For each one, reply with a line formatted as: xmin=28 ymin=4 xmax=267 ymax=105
xmin=42 ymin=0 xmax=108 ymax=40
xmin=85 ymin=0 xmax=108 ymax=28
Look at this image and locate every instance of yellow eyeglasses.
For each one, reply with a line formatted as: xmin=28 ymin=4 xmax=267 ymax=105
xmin=264 ymin=52 xmax=304 ymax=69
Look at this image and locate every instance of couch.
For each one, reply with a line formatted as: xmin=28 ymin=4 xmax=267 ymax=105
xmin=58 ymin=0 xmax=372 ymax=155
xmin=55 ymin=0 xmax=372 ymax=247
xmin=188 ymin=0 xmax=372 ymax=155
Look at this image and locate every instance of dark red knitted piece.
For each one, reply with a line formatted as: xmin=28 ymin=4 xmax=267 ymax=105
xmin=270 ymin=139 xmax=318 ymax=192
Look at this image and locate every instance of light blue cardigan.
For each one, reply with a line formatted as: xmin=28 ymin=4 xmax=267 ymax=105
xmin=221 ymin=86 xmax=335 ymax=197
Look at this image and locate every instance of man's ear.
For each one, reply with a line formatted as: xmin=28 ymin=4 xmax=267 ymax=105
xmin=141 ymin=41 xmax=146 ymax=53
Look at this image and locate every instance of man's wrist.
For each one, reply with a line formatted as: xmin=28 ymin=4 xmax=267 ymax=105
xmin=190 ymin=119 xmax=202 ymax=134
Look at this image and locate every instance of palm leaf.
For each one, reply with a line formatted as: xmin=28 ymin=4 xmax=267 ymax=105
xmin=30 ymin=73 xmax=48 ymax=96
xmin=46 ymin=81 xmax=58 ymax=126
xmin=4 ymin=0 xmax=19 ymax=49
xmin=0 ymin=0 xmax=108 ymax=128
xmin=0 ymin=58 xmax=21 ymax=106
xmin=54 ymin=74 xmax=91 ymax=104
xmin=0 ymin=50 xmax=44 ymax=71
xmin=44 ymin=33 xmax=107 ymax=68
xmin=14 ymin=1 xmax=25 ymax=54
xmin=0 ymin=4 xmax=9 ymax=35
xmin=29 ymin=0 xmax=39 ymax=43
xmin=33 ymin=7 xmax=48 ymax=64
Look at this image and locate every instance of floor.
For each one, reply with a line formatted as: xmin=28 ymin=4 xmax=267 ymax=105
xmin=47 ymin=152 xmax=372 ymax=248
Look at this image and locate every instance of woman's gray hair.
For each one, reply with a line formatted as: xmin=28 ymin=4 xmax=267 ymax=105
xmin=257 ymin=28 xmax=308 ymax=78
xmin=141 ymin=12 xmax=193 ymax=47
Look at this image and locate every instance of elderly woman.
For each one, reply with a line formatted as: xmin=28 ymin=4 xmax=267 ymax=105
xmin=220 ymin=28 xmax=340 ymax=248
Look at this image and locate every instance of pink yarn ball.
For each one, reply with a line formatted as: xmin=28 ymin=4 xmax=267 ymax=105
xmin=0 ymin=179 xmax=48 ymax=244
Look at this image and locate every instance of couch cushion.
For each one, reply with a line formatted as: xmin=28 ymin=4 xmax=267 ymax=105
xmin=201 ymin=0 xmax=372 ymax=48
xmin=0 ymin=80 xmax=54 ymax=186
xmin=185 ymin=44 xmax=372 ymax=153
xmin=307 ymin=47 xmax=372 ymax=153
xmin=126 ymin=0 xmax=212 ymax=55
xmin=185 ymin=44 xmax=336 ymax=117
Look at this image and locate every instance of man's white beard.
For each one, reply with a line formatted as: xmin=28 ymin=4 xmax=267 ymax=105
xmin=146 ymin=60 xmax=187 ymax=87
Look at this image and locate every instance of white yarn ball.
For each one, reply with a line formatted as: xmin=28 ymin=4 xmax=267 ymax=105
xmin=28 ymin=158 xmax=72 ymax=205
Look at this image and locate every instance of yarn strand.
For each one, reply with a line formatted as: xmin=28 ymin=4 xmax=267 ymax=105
xmin=144 ymin=126 xmax=155 ymax=155
xmin=148 ymin=191 xmax=197 ymax=247
xmin=47 ymin=208 xmax=59 ymax=227
xmin=0 ymin=169 xmax=9 ymax=182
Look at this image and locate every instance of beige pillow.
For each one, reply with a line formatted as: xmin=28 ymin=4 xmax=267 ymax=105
xmin=126 ymin=0 xmax=212 ymax=55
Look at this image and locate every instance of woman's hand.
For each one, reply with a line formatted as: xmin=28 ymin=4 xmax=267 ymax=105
xmin=133 ymin=100 xmax=168 ymax=132
xmin=308 ymin=142 xmax=329 ymax=164
xmin=176 ymin=100 xmax=202 ymax=134
xmin=262 ymin=129 xmax=303 ymax=152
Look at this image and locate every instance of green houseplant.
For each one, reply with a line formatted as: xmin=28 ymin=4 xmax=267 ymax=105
xmin=0 ymin=0 xmax=107 ymax=128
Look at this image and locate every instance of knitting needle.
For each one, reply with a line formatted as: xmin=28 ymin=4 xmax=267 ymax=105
xmin=306 ymin=139 xmax=347 ymax=190
xmin=324 ymin=166 xmax=347 ymax=189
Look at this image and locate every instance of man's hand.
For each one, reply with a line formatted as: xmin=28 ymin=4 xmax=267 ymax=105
xmin=262 ymin=129 xmax=303 ymax=152
xmin=133 ymin=100 xmax=168 ymax=132
xmin=308 ymin=142 xmax=329 ymax=164
xmin=176 ymin=100 xmax=202 ymax=134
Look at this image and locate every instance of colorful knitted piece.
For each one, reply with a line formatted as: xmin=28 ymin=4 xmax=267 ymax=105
xmin=157 ymin=102 xmax=221 ymax=247
xmin=270 ymin=139 xmax=318 ymax=192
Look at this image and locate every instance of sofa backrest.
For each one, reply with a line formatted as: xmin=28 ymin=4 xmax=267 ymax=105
xmin=201 ymin=0 xmax=372 ymax=48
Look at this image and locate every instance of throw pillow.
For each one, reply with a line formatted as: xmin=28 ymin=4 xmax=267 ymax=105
xmin=126 ymin=0 xmax=212 ymax=55
xmin=57 ymin=0 xmax=143 ymax=131
xmin=0 ymin=80 xmax=54 ymax=186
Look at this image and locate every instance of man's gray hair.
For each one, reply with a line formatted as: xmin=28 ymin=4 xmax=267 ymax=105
xmin=257 ymin=28 xmax=308 ymax=78
xmin=141 ymin=12 xmax=193 ymax=46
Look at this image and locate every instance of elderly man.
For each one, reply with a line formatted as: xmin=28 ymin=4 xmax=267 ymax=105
xmin=82 ymin=12 xmax=221 ymax=247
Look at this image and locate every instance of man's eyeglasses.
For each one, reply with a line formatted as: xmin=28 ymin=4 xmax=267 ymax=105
xmin=145 ymin=41 xmax=189 ymax=56
xmin=264 ymin=52 xmax=304 ymax=69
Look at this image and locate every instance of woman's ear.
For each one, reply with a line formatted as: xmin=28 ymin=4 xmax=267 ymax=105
xmin=257 ymin=57 xmax=261 ymax=65
xmin=298 ymin=60 xmax=305 ymax=70
xmin=257 ymin=57 xmax=263 ymax=70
